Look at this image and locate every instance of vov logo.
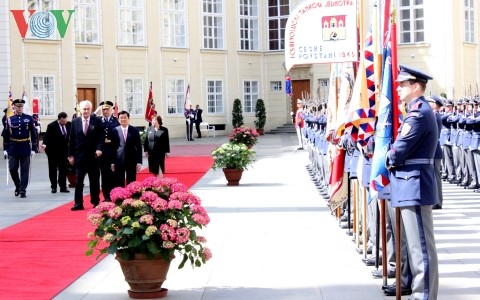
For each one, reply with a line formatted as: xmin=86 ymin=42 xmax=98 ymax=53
xmin=10 ymin=10 xmax=75 ymax=39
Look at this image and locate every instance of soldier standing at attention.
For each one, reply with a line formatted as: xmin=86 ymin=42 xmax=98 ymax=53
xmin=3 ymin=98 xmax=38 ymax=198
xmin=93 ymin=101 xmax=120 ymax=202
xmin=385 ymin=65 xmax=439 ymax=299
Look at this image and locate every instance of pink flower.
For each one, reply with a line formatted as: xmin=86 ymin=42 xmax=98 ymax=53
xmin=197 ymin=236 xmax=207 ymax=243
xmin=160 ymin=224 xmax=176 ymax=241
xmin=140 ymin=214 xmax=154 ymax=225
xmin=192 ymin=213 xmax=210 ymax=225
xmin=202 ymin=248 xmax=212 ymax=261
xmin=110 ymin=187 xmax=130 ymax=202
xmin=142 ymin=176 xmax=162 ymax=189
xmin=87 ymin=212 xmax=103 ymax=226
xmin=121 ymin=198 xmax=135 ymax=206
xmin=140 ymin=191 xmax=159 ymax=204
xmin=168 ymin=200 xmax=183 ymax=210
xmin=151 ymin=199 xmax=168 ymax=212
xmin=162 ymin=241 xmax=175 ymax=249
xmin=170 ymin=182 xmax=188 ymax=193
xmin=175 ymin=228 xmax=190 ymax=244
xmin=107 ymin=207 xmax=122 ymax=219
xmin=126 ymin=181 xmax=144 ymax=195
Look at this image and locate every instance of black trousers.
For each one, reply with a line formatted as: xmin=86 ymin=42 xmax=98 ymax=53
xmin=47 ymin=154 xmax=68 ymax=190
xmin=195 ymin=121 xmax=201 ymax=138
xmin=100 ymin=157 xmax=116 ymax=200
xmin=114 ymin=165 xmax=137 ymax=187
xmin=74 ymin=159 xmax=100 ymax=206
xmin=185 ymin=120 xmax=193 ymax=140
xmin=9 ymin=155 xmax=30 ymax=193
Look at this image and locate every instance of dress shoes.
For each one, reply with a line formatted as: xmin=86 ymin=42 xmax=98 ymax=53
xmin=383 ymin=285 xmax=412 ymax=296
xmin=20 ymin=193 xmax=26 ymax=198
xmin=297 ymin=147 xmax=304 ymax=150
xmin=449 ymin=179 xmax=460 ymax=184
xmin=51 ymin=188 xmax=57 ymax=193
xmin=467 ymin=184 xmax=480 ymax=189
xmin=59 ymin=188 xmax=70 ymax=193
xmin=71 ymin=204 xmax=85 ymax=211
xmin=432 ymin=204 xmax=442 ymax=209
xmin=372 ymin=268 xmax=395 ymax=279
xmin=14 ymin=188 xmax=19 ymax=196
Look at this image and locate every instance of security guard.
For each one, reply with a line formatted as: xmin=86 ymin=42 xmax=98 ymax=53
xmin=93 ymin=101 xmax=120 ymax=201
xmin=385 ymin=65 xmax=439 ymax=299
xmin=3 ymin=99 xmax=38 ymax=198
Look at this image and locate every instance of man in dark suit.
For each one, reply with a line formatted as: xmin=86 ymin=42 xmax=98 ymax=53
xmin=41 ymin=112 xmax=71 ymax=193
xmin=92 ymin=100 xmax=120 ymax=201
xmin=194 ymin=104 xmax=203 ymax=138
xmin=111 ymin=111 xmax=142 ymax=186
xmin=68 ymin=100 xmax=104 ymax=211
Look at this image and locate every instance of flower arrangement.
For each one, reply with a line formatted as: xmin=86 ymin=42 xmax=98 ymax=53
xmin=86 ymin=177 xmax=212 ymax=269
xmin=228 ymin=126 xmax=259 ymax=147
xmin=211 ymin=142 xmax=256 ymax=170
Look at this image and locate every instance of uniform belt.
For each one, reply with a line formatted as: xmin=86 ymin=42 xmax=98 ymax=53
xmin=10 ymin=138 xmax=30 ymax=142
xmin=403 ymin=158 xmax=434 ymax=165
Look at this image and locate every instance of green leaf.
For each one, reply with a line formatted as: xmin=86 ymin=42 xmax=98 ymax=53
xmin=178 ymin=254 xmax=188 ymax=269
xmin=85 ymin=249 xmax=93 ymax=256
xmin=123 ymin=227 xmax=133 ymax=235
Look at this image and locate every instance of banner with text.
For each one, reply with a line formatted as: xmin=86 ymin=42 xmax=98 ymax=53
xmin=285 ymin=0 xmax=358 ymax=71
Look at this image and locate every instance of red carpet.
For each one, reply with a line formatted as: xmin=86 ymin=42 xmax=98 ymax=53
xmin=0 ymin=156 xmax=213 ymax=300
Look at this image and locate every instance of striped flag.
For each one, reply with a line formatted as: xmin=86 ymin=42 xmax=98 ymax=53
xmin=184 ymin=84 xmax=190 ymax=109
xmin=144 ymin=82 xmax=155 ymax=123
xmin=6 ymin=88 xmax=14 ymax=118
xmin=369 ymin=33 xmax=393 ymax=202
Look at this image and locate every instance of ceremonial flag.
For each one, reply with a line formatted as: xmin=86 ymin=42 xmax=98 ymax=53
xmin=344 ymin=25 xmax=376 ymax=152
xmin=285 ymin=77 xmax=292 ymax=96
xmin=184 ymin=84 xmax=190 ymax=108
xmin=6 ymin=88 xmax=14 ymax=118
xmin=144 ymin=82 xmax=155 ymax=123
xmin=113 ymin=97 xmax=119 ymax=118
xmin=369 ymin=32 xmax=393 ymax=202
xmin=22 ymin=90 xmax=31 ymax=115
xmin=32 ymin=98 xmax=39 ymax=114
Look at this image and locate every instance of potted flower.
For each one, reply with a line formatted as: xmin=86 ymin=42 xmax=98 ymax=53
xmin=86 ymin=177 xmax=212 ymax=299
xmin=211 ymin=142 xmax=256 ymax=185
xmin=228 ymin=126 xmax=259 ymax=148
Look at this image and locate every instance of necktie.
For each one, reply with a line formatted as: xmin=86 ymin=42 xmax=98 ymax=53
xmin=123 ymin=128 xmax=127 ymax=142
xmin=61 ymin=125 xmax=66 ymax=136
xmin=83 ymin=119 xmax=88 ymax=135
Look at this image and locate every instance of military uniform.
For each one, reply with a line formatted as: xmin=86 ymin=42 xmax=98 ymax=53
xmin=385 ymin=65 xmax=439 ymax=299
xmin=94 ymin=101 xmax=120 ymax=201
xmin=3 ymin=99 xmax=38 ymax=197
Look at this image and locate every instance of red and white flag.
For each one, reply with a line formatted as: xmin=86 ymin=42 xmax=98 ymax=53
xmin=144 ymin=82 xmax=155 ymax=123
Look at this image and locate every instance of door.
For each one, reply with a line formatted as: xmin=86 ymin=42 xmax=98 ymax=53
xmin=76 ymin=88 xmax=97 ymax=114
xmin=291 ymin=79 xmax=310 ymax=123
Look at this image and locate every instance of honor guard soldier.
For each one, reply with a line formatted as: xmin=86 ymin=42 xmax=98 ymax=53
xmin=3 ymin=98 xmax=38 ymax=198
xmin=93 ymin=101 xmax=120 ymax=201
xmin=385 ymin=65 xmax=439 ymax=299
xmin=441 ymin=100 xmax=455 ymax=182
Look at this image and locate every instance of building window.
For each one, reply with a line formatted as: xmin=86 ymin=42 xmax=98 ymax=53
xmin=166 ymin=79 xmax=186 ymax=115
xmin=25 ymin=0 xmax=56 ymax=39
xmin=123 ymin=78 xmax=143 ymax=116
xmin=32 ymin=75 xmax=55 ymax=116
xmin=271 ymin=81 xmax=282 ymax=91
xmin=398 ymin=0 xmax=424 ymax=44
xmin=267 ymin=0 xmax=289 ymax=51
xmin=465 ymin=0 xmax=475 ymax=43
xmin=202 ymin=0 xmax=224 ymax=49
xmin=207 ymin=80 xmax=224 ymax=114
xmin=162 ymin=0 xmax=186 ymax=47
xmin=243 ymin=81 xmax=259 ymax=113
xmin=318 ymin=79 xmax=329 ymax=100
xmin=118 ymin=0 xmax=145 ymax=46
xmin=239 ymin=0 xmax=259 ymax=51
xmin=74 ymin=0 xmax=100 ymax=44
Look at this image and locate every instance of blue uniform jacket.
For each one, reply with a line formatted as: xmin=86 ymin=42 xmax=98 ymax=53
xmin=3 ymin=113 xmax=38 ymax=156
xmin=386 ymin=97 xmax=439 ymax=207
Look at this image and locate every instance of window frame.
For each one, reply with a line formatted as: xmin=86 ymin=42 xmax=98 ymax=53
xmin=398 ymin=0 xmax=425 ymax=44
xmin=243 ymin=80 xmax=259 ymax=113
xmin=162 ymin=0 xmax=187 ymax=48
xmin=465 ymin=0 xmax=475 ymax=43
xmin=31 ymin=74 xmax=55 ymax=117
xmin=165 ymin=78 xmax=186 ymax=115
xmin=206 ymin=80 xmax=224 ymax=114
xmin=239 ymin=0 xmax=259 ymax=51
xmin=74 ymin=0 xmax=100 ymax=44
xmin=118 ymin=0 xmax=146 ymax=46
xmin=267 ymin=0 xmax=289 ymax=51
xmin=202 ymin=0 xmax=224 ymax=49
xmin=122 ymin=77 xmax=144 ymax=116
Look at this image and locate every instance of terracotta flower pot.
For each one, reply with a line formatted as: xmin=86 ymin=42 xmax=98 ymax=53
xmin=222 ymin=168 xmax=244 ymax=186
xmin=257 ymin=128 xmax=265 ymax=135
xmin=116 ymin=253 xmax=172 ymax=299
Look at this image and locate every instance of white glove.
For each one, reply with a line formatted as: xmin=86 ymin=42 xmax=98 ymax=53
xmin=3 ymin=150 xmax=7 ymax=159
xmin=31 ymin=151 xmax=35 ymax=157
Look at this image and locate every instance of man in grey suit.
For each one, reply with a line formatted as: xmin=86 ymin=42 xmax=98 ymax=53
xmin=111 ymin=110 xmax=142 ymax=186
